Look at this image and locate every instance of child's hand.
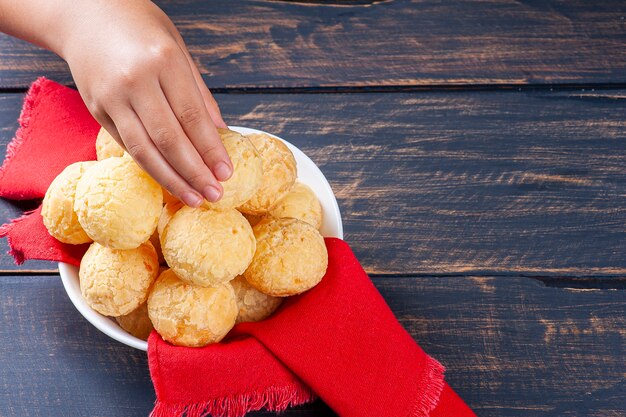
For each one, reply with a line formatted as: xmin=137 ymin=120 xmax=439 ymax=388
xmin=59 ymin=0 xmax=231 ymax=206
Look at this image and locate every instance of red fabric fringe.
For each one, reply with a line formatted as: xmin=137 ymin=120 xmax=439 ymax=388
xmin=0 ymin=208 xmax=38 ymax=265
xmin=150 ymin=385 xmax=317 ymax=417
xmin=410 ymin=359 xmax=446 ymax=417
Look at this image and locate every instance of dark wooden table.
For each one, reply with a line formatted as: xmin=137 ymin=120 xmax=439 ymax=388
xmin=1 ymin=1 xmax=625 ymax=416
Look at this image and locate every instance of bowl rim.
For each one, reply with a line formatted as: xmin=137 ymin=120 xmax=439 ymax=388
xmin=59 ymin=126 xmax=343 ymax=351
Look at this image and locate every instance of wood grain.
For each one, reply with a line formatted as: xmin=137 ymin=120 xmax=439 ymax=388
xmin=0 ymin=275 xmax=623 ymax=416
xmin=1 ymin=0 xmax=625 ymax=89
xmin=0 ymin=90 xmax=624 ymax=275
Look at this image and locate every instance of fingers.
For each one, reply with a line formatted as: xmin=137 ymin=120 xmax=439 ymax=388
xmin=86 ymin=30 xmax=231 ymax=205
xmin=158 ymin=56 xmax=232 ymax=182
xmin=130 ymin=80 xmax=225 ymax=202
xmin=170 ymin=30 xmax=226 ymax=128
xmin=107 ymin=108 xmax=205 ymax=207
xmin=186 ymin=51 xmax=227 ymax=128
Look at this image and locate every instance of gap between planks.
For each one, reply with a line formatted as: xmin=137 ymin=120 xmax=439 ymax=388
xmin=1 ymin=269 xmax=624 ymax=290
xmin=2 ymin=82 xmax=626 ymax=95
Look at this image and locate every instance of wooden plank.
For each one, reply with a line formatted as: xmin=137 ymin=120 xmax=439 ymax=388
xmin=0 ymin=90 xmax=624 ymax=275
xmin=1 ymin=0 xmax=625 ymax=89
xmin=0 ymin=275 xmax=624 ymax=416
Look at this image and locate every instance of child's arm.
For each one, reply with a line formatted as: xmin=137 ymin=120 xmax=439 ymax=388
xmin=0 ymin=0 xmax=232 ymax=206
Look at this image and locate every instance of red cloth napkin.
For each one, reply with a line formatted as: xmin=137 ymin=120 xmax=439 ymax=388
xmin=0 ymin=77 xmax=97 ymax=265
xmin=0 ymin=78 xmax=476 ymax=417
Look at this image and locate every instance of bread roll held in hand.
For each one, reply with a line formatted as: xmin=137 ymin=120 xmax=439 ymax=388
xmin=238 ymin=133 xmax=297 ymax=215
xmin=244 ymin=217 xmax=328 ymax=297
xmin=74 ymin=157 xmax=162 ymax=249
xmin=147 ymin=269 xmax=238 ymax=347
xmin=80 ymin=241 xmax=159 ymax=316
xmin=231 ymin=275 xmax=282 ymax=323
xmin=42 ymin=161 xmax=95 ymax=244
xmin=115 ymin=302 xmax=153 ymax=341
xmin=269 ymin=182 xmax=323 ymax=230
xmin=202 ymin=129 xmax=262 ymax=210
xmin=95 ymin=127 xmax=124 ymax=160
xmin=161 ymin=206 xmax=255 ymax=287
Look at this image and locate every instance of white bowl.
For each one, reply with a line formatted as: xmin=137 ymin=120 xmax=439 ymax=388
xmin=59 ymin=126 xmax=343 ymax=351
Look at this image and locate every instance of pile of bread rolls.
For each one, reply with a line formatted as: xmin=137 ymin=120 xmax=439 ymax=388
xmin=42 ymin=128 xmax=327 ymax=347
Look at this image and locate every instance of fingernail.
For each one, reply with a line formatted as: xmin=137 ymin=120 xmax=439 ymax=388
xmin=181 ymin=192 xmax=203 ymax=208
xmin=203 ymin=185 xmax=222 ymax=202
xmin=214 ymin=161 xmax=233 ymax=181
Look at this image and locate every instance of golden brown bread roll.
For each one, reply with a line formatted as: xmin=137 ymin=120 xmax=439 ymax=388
xmin=42 ymin=161 xmax=95 ymax=244
xmin=202 ymin=129 xmax=263 ymax=210
xmin=244 ymin=217 xmax=327 ymax=296
xmin=115 ymin=302 xmax=153 ymax=341
xmin=80 ymin=241 xmax=159 ymax=316
xmin=238 ymin=133 xmax=297 ymax=215
xmin=231 ymin=275 xmax=282 ymax=323
xmin=161 ymin=206 xmax=256 ymax=287
xmin=95 ymin=127 xmax=124 ymax=160
xmin=74 ymin=157 xmax=162 ymax=249
xmin=268 ymin=182 xmax=322 ymax=229
xmin=147 ymin=269 xmax=238 ymax=347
